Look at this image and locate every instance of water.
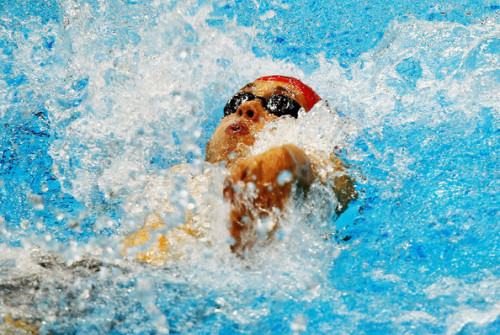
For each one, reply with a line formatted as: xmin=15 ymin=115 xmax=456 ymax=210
xmin=0 ymin=0 xmax=499 ymax=333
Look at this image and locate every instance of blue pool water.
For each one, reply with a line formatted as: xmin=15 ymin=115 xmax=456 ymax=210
xmin=0 ymin=0 xmax=499 ymax=333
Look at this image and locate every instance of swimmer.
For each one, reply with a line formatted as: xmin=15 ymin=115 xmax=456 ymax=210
xmin=123 ymin=76 xmax=356 ymax=262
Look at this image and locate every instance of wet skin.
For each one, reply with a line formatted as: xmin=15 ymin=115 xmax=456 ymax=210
xmin=206 ymin=80 xmax=309 ymax=167
xmin=206 ymin=79 xmax=352 ymax=254
xmin=123 ymin=79 xmax=356 ymax=262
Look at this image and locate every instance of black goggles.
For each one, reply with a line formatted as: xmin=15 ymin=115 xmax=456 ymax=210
xmin=223 ymin=92 xmax=302 ymax=118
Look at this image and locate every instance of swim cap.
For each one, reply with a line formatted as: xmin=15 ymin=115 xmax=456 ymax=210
xmin=256 ymin=75 xmax=322 ymax=110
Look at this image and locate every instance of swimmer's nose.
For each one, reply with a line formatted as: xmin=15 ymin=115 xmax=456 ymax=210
xmin=235 ymin=100 xmax=266 ymax=122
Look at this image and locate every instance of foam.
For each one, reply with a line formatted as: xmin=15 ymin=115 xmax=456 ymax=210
xmin=1 ymin=0 xmax=498 ymax=332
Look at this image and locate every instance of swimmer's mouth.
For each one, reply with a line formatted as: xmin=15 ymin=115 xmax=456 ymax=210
xmin=226 ymin=122 xmax=249 ymax=135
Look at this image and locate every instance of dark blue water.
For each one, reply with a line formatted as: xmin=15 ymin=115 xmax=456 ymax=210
xmin=0 ymin=0 xmax=498 ymax=333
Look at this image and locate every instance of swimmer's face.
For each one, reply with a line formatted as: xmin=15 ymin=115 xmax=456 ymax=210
xmin=206 ymin=79 xmax=309 ymax=167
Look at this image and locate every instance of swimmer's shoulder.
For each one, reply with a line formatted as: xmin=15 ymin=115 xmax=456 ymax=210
xmin=305 ymin=148 xmax=357 ymax=213
xmin=305 ymin=148 xmax=346 ymax=180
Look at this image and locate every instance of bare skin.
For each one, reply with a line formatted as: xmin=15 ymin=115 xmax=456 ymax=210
xmin=223 ymin=144 xmax=313 ymax=253
xmin=206 ymin=80 xmax=309 ymax=167
xmin=206 ymin=79 xmax=355 ymax=254
xmin=123 ymin=78 xmax=356 ymax=262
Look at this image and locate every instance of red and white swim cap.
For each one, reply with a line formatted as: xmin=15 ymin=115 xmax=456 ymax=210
xmin=256 ymin=75 xmax=322 ymax=110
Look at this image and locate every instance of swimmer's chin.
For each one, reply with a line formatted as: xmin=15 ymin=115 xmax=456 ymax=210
xmin=206 ymin=143 xmax=252 ymax=168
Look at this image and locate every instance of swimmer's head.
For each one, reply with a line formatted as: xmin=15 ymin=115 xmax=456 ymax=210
xmin=206 ymin=76 xmax=321 ymax=166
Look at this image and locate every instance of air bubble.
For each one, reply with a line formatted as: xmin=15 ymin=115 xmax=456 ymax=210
xmin=277 ymin=170 xmax=293 ymax=185
xmin=28 ymin=193 xmax=44 ymax=210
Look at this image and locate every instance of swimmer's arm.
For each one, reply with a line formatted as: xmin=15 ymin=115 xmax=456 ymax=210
xmin=224 ymin=144 xmax=313 ymax=205
xmin=224 ymin=144 xmax=313 ymax=253
xmin=121 ymin=163 xmax=200 ymax=265
xmin=121 ymin=212 xmax=201 ymax=265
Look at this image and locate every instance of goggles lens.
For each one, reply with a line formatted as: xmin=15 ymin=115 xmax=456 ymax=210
xmin=223 ymin=92 xmax=302 ymax=118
